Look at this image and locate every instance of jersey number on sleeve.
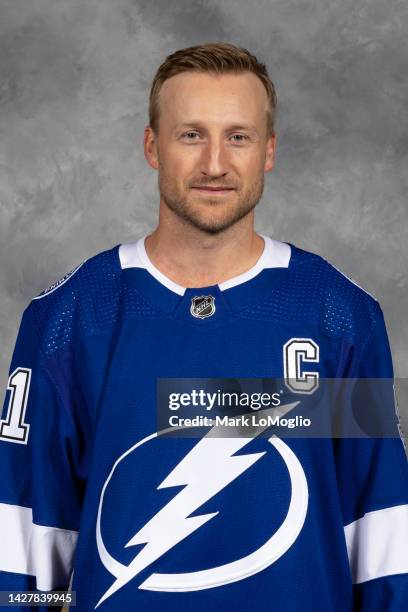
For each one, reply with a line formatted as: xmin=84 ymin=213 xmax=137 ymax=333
xmin=0 ymin=368 xmax=31 ymax=444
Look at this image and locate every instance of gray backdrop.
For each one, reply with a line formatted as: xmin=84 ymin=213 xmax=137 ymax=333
xmin=1 ymin=0 xmax=407 ymax=436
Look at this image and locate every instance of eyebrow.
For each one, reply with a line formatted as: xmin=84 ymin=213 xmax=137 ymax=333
xmin=173 ymin=122 xmax=259 ymax=135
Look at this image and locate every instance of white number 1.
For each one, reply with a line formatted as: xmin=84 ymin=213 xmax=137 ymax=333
xmin=0 ymin=368 xmax=31 ymax=444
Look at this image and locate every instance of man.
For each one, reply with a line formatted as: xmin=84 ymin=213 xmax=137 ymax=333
xmin=0 ymin=43 xmax=407 ymax=611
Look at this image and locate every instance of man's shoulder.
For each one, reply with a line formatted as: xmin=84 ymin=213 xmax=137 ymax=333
xmin=23 ymin=244 xmax=122 ymax=353
xmin=31 ymin=244 xmax=121 ymax=302
xmin=283 ymin=240 xmax=382 ymax=342
xmin=289 ymin=241 xmax=378 ymax=301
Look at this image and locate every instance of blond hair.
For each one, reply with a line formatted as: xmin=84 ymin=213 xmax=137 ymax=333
xmin=149 ymin=42 xmax=277 ymax=136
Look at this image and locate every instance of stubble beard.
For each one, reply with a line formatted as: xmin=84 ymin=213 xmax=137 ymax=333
xmin=158 ymin=172 xmax=265 ymax=235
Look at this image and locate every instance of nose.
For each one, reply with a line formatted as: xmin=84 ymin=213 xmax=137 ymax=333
xmin=199 ymin=138 xmax=228 ymax=178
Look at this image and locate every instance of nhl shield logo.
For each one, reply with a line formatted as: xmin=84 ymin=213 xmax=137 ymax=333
xmin=190 ymin=295 xmax=216 ymax=319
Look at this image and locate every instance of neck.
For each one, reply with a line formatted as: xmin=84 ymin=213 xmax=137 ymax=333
xmin=144 ymin=215 xmax=265 ymax=289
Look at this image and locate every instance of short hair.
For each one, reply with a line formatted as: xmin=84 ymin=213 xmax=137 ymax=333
xmin=149 ymin=42 xmax=277 ymax=137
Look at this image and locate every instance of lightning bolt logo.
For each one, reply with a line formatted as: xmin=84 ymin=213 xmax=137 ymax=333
xmin=95 ymin=402 xmax=308 ymax=607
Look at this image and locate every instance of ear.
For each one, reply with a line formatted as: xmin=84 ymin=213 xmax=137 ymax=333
xmin=144 ymin=126 xmax=159 ymax=170
xmin=264 ymin=133 xmax=276 ymax=173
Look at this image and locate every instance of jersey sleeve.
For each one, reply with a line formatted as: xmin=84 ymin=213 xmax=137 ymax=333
xmin=0 ymin=302 xmax=84 ymax=610
xmin=334 ymin=303 xmax=408 ymax=610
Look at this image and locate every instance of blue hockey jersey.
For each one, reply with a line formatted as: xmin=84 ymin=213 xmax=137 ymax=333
xmin=0 ymin=233 xmax=407 ymax=611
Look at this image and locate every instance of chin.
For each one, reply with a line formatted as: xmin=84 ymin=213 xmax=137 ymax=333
xmin=191 ymin=212 xmax=243 ymax=234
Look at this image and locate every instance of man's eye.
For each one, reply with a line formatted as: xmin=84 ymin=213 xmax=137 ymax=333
xmin=183 ymin=132 xmax=200 ymax=140
xmin=230 ymin=134 xmax=248 ymax=143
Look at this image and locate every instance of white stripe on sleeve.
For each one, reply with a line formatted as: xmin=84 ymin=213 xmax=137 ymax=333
xmin=344 ymin=503 xmax=408 ymax=584
xmin=0 ymin=502 xmax=78 ymax=590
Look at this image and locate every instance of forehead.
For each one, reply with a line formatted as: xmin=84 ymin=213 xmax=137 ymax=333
xmin=158 ymin=71 xmax=268 ymax=126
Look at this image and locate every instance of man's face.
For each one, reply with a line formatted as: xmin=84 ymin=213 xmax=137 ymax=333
xmin=145 ymin=71 xmax=276 ymax=234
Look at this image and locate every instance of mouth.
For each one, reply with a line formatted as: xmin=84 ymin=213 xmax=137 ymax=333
xmin=191 ymin=186 xmax=236 ymax=196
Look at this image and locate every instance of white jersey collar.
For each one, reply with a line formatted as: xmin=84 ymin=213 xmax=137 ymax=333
xmin=119 ymin=233 xmax=291 ymax=296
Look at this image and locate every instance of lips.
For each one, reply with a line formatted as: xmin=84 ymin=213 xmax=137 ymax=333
xmin=191 ymin=186 xmax=235 ymax=192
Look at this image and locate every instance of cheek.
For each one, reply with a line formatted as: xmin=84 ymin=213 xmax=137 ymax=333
xmin=161 ymin=147 xmax=198 ymax=179
xmin=232 ymin=149 xmax=264 ymax=176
